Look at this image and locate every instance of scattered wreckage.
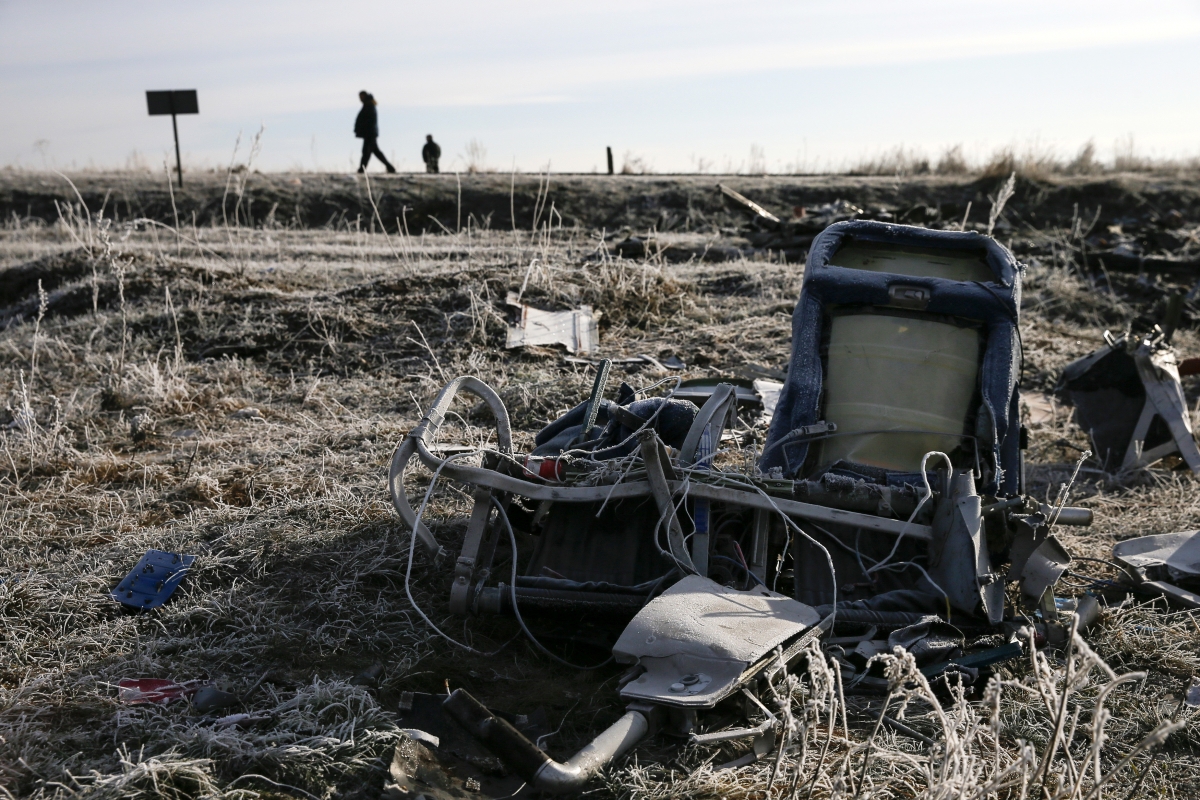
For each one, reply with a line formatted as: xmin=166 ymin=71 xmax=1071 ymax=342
xmin=1051 ymin=284 xmax=1200 ymax=608
xmin=1056 ymin=296 xmax=1200 ymax=474
xmin=91 ymin=208 xmax=1200 ymax=792
xmin=387 ymin=220 xmax=1115 ymax=793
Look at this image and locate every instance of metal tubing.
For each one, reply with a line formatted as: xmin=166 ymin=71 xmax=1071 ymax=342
xmin=410 ymin=437 xmax=934 ymax=539
xmin=532 ymin=710 xmax=649 ymax=793
xmin=444 ymin=689 xmax=648 ymax=794
xmin=1039 ymin=504 xmax=1093 ymax=526
xmin=390 ymin=375 xmax=937 ymax=551
xmin=171 ymin=113 xmax=183 ymax=188
xmin=388 ymin=376 xmax=514 ymax=555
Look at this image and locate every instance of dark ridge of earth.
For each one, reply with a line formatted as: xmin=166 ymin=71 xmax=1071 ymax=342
xmin=3 ymin=170 xmax=1200 ymax=234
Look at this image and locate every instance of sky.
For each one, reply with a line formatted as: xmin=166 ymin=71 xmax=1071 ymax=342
xmin=2 ymin=0 xmax=1200 ymax=174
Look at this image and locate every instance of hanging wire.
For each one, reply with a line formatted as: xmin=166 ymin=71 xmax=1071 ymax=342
xmin=403 ymin=450 xmax=518 ymax=656
xmin=867 ymin=450 xmax=952 ymax=576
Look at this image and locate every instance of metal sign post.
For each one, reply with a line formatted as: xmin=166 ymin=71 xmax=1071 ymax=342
xmin=146 ymin=90 xmax=199 ymax=187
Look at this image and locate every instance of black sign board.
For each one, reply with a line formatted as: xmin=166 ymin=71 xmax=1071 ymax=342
xmin=146 ymin=90 xmax=199 ymax=187
xmin=146 ymin=90 xmax=199 ymax=116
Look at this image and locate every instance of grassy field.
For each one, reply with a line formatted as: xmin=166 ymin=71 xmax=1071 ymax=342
xmin=3 ymin=172 xmax=1200 ymax=799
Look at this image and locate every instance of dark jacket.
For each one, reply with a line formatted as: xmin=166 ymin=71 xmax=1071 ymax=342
xmin=422 ymin=141 xmax=441 ymax=162
xmin=354 ymin=104 xmax=378 ymax=139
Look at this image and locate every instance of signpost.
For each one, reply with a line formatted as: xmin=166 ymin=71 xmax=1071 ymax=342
xmin=146 ymin=90 xmax=198 ymax=187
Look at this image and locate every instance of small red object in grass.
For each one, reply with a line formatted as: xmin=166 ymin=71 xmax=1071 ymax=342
xmin=1178 ymin=357 xmax=1200 ymax=377
xmin=118 ymin=678 xmax=210 ymax=705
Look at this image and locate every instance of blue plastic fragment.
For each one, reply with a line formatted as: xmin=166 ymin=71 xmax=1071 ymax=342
xmin=111 ymin=549 xmax=196 ymax=609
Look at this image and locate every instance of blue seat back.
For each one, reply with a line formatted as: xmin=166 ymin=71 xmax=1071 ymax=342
xmin=760 ymin=221 xmax=1023 ymax=497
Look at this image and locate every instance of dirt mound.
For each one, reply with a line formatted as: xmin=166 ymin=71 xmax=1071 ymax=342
xmin=5 ymin=171 xmax=1200 ymax=235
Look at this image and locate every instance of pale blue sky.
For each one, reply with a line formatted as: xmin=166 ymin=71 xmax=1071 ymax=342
xmin=2 ymin=0 xmax=1199 ymax=173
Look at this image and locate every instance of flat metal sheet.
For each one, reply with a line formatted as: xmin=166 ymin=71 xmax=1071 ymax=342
xmin=619 ymin=653 xmax=746 ymax=708
xmin=505 ymin=292 xmax=596 ymax=354
xmin=614 ymin=575 xmax=820 ymax=664
xmin=1114 ymin=530 xmax=1200 ymax=582
xmin=1020 ymin=535 xmax=1071 ymax=600
xmin=615 ymin=575 xmax=819 ymax=706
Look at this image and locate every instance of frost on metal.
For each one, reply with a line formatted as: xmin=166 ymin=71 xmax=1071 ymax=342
xmin=505 ymin=291 xmax=597 ymax=354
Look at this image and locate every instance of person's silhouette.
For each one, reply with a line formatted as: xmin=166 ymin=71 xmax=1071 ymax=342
xmin=355 ymin=91 xmax=395 ymax=173
xmin=422 ymin=135 xmax=441 ymax=174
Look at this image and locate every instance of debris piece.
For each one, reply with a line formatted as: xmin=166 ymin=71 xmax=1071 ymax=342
xmin=672 ymin=377 xmax=762 ymax=411
xmin=1055 ymin=594 xmax=1103 ymax=631
xmin=614 ymin=575 xmax=823 ymax=707
xmin=718 ymin=183 xmax=781 ymax=224
xmin=660 ymin=355 xmax=686 ymax=370
xmin=574 ymin=358 xmax=612 ymax=447
xmin=111 ymin=549 xmax=196 ymax=609
xmin=1058 ymin=326 xmax=1200 ymax=473
xmin=1114 ymin=531 xmax=1200 ymax=607
xmin=445 ymin=688 xmax=649 ymax=794
xmin=887 ymin=618 xmax=964 ymax=666
xmin=1076 ymin=595 xmax=1102 ymax=629
xmin=506 ymin=291 xmax=597 ymax=354
xmin=385 ymin=732 xmax=470 ymax=800
xmin=564 ymin=354 xmax=685 ymax=370
xmin=396 ymin=690 xmax=539 ymax=779
xmin=118 ymin=678 xmax=209 ymax=705
xmin=1186 ymin=679 xmax=1200 ymax=709
xmin=1113 ymin=530 xmax=1200 ymax=583
xmin=713 ymin=720 xmax=778 ymax=769
xmin=530 ymin=386 xmax=698 ymax=459
xmin=192 ymin=685 xmax=239 ymax=713
xmin=400 ymin=729 xmax=441 ymax=748
xmin=753 ymin=379 xmax=783 ymax=426
xmin=228 ymin=407 xmax=264 ymax=420
xmin=130 ymin=410 xmax=153 ymax=441
xmin=1019 ymin=535 xmax=1073 ymax=602
xmin=919 ymin=641 xmax=1023 ymax=679
xmin=1137 ymin=580 xmax=1200 ymax=608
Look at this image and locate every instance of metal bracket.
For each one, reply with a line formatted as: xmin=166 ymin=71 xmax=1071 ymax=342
xmin=639 ymin=431 xmax=696 ymax=574
xmin=449 ymin=487 xmax=500 ymax=615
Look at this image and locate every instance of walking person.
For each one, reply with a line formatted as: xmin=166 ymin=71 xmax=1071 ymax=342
xmin=355 ymin=91 xmax=395 ymax=173
xmin=422 ymin=134 xmax=441 ymax=173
